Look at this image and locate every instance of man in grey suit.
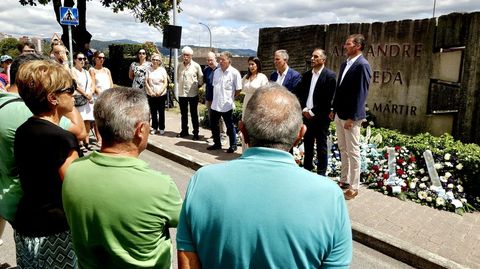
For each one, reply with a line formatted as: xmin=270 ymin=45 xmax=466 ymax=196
xmin=330 ymin=34 xmax=372 ymax=200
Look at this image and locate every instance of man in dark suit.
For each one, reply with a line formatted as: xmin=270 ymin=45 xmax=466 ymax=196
xmin=330 ymin=34 xmax=372 ymax=200
xmin=270 ymin=49 xmax=301 ymax=92
xmin=296 ymin=49 xmax=336 ymax=176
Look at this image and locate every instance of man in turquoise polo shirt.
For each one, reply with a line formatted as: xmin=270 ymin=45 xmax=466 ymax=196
xmin=177 ymin=83 xmax=352 ymax=268
xmin=63 ymin=87 xmax=182 ymax=269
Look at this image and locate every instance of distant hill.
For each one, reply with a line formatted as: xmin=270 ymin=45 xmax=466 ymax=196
xmin=90 ymin=39 xmax=257 ymax=56
xmin=218 ymin=48 xmax=257 ymax=57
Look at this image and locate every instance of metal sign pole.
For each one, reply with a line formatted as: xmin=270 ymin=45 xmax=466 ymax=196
xmin=68 ymin=25 xmax=73 ymax=68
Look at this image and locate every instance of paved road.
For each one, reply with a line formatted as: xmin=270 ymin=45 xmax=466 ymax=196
xmin=0 ymin=150 xmax=413 ymax=268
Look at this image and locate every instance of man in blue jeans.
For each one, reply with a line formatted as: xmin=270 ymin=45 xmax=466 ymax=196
xmin=207 ymin=51 xmax=242 ymax=153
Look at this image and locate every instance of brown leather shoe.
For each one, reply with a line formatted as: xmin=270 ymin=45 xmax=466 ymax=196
xmin=344 ymin=189 xmax=358 ymax=200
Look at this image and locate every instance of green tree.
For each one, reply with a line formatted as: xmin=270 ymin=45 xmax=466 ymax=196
xmin=0 ymin=38 xmax=20 ymax=57
xmin=19 ymin=0 xmax=180 ymax=53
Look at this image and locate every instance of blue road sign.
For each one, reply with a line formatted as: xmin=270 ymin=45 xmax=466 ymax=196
xmin=60 ymin=7 xmax=79 ymax=26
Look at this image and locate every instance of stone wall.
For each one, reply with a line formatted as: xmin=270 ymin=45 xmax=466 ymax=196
xmin=257 ymin=12 xmax=480 ymax=144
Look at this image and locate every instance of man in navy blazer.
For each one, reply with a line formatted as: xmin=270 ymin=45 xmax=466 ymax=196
xmin=270 ymin=49 xmax=301 ymax=92
xmin=296 ymin=49 xmax=336 ymax=176
xmin=330 ymin=34 xmax=372 ymax=200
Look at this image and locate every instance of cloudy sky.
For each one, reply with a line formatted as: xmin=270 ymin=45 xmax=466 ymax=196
xmin=0 ymin=0 xmax=478 ymax=50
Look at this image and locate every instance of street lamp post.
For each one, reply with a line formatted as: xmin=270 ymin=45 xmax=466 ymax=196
xmin=198 ymin=22 xmax=212 ymax=50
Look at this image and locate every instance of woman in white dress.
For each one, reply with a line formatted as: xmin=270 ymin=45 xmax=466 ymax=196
xmin=129 ymin=48 xmax=151 ymax=91
xmin=89 ymin=51 xmax=113 ymax=146
xmin=71 ymin=52 xmax=95 ymax=150
xmin=241 ymin=56 xmax=268 ymax=117
xmin=240 ymin=57 xmax=268 ymax=150
xmin=145 ymin=53 xmax=169 ymax=135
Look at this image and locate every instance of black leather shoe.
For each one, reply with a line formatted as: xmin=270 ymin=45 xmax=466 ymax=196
xmin=226 ymin=146 xmax=237 ymax=153
xmin=192 ymin=135 xmax=200 ymax=140
xmin=207 ymin=144 xmax=222 ymax=150
xmin=176 ymin=132 xmax=189 ymax=138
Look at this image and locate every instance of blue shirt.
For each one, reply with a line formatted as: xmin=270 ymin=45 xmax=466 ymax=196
xmin=177 ymin=147 xmax=352 ymax=268
xmin=203 ymin=65 xmax=216 ymax=102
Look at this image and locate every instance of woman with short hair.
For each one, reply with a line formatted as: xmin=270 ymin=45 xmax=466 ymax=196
xmin=14 ymin=60 xmax=81 ymax=268
xmin=145 ymin=53 xmax=168 ymax=135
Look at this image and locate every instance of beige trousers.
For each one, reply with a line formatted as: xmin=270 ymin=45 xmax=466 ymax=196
xmin=335 ymin=114 xmax=363 ymax=189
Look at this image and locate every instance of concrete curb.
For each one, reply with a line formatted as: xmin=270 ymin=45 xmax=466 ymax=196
xmin=352 ymin=222 xmax=468 ymax=269
xmin=147 ymin=141 xmax=466 ymax=269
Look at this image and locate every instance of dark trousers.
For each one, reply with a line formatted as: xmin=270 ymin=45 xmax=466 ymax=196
xmin=303 ymin=119 xmax=330 ymax=175
xmin=210 ymin=109 xmax=236 ymax=148
xmin=148 ymin=95 xmax=166 ymax=130
xmin=179 ymin=96 xmax=199 ymax=135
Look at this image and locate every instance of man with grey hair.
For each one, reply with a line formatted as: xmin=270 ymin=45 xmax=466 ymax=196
xmin=269 ymin=49 xmax=301 ymax=92
xmin=177 ymin=84 xmax=352 ymax=268
xmin=177 ymin=46 xmax=203 ymax=140
xmin=63 ymin=87 xmax=182 ymax=268
xmin=207 ymin=51 xmax=242 ymax=153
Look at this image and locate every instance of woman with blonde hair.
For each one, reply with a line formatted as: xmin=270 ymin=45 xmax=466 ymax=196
xmin=14 ymin=60 xmax=81 ymax=268
xmin=145 ymin=53 xmax=168 ymax=135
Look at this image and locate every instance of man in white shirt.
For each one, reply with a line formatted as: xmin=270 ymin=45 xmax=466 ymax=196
xmin=208 ymin=51 xmax=242 ymax=153
xmin=330 ymin=34 xmax=372 ymax=200
xmin=269 ymin=50 xmax=301 ymax=92
xmin=296 ymin=49 xmax=336 ymax=175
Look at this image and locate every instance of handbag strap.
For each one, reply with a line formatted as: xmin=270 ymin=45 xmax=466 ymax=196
xmin=84 ymin=69 xmax=89 ymax=89
xmin=0 ymin=97 xmax=23 ymax=110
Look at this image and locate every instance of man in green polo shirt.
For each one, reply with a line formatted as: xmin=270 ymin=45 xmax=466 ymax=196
xmin=63 ymin=87 xmax=182 ymax=269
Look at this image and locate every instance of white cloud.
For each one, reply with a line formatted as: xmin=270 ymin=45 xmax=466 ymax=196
xmin=0 ymin=0 xmax=478 ymax=50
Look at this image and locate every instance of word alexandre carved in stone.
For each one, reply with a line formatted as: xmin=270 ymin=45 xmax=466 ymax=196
xmin=372 ymin=102 xmax=417 ymax=116
xmin=332 ymin=43 xmax=424 ymax=85
xmin=332 ymin=43 xmax=424 ymax=58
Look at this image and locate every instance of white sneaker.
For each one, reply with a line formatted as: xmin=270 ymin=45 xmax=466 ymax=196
xmin=150 ymin=130 xmax=156 ymax=135
xmin=159 ymin=130 xmax=165 ymax=135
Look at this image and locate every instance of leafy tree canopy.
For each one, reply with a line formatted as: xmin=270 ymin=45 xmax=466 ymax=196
xmin=19 ymin=0 xmax=180 ymax=29
xmin=0 ymin=38 xmax=20 ymax=57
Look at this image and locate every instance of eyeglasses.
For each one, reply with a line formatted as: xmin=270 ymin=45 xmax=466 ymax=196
xmin=152 ymin=59 xmax=161 ymax=62
xmin=55 ymin=81 xmax=76 ymax=95
xmin=97 ymin=56 xmax=105 ymax=59
xmin=76 ymin=57 xmax=85 ymax=61
xmin=138 ymin=52 xmax=146 ymax=55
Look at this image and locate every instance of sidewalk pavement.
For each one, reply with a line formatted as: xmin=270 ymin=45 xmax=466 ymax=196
xmin=148 ymin=109 xmax=480 ymax=269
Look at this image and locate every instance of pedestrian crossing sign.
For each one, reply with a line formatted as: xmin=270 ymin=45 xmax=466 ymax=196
xmin=59 ymin=7 xmax=79 ymax=26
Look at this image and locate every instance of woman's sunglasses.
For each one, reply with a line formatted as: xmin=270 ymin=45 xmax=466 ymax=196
xmin=55 ymin=80 xmax=77 ymax=95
